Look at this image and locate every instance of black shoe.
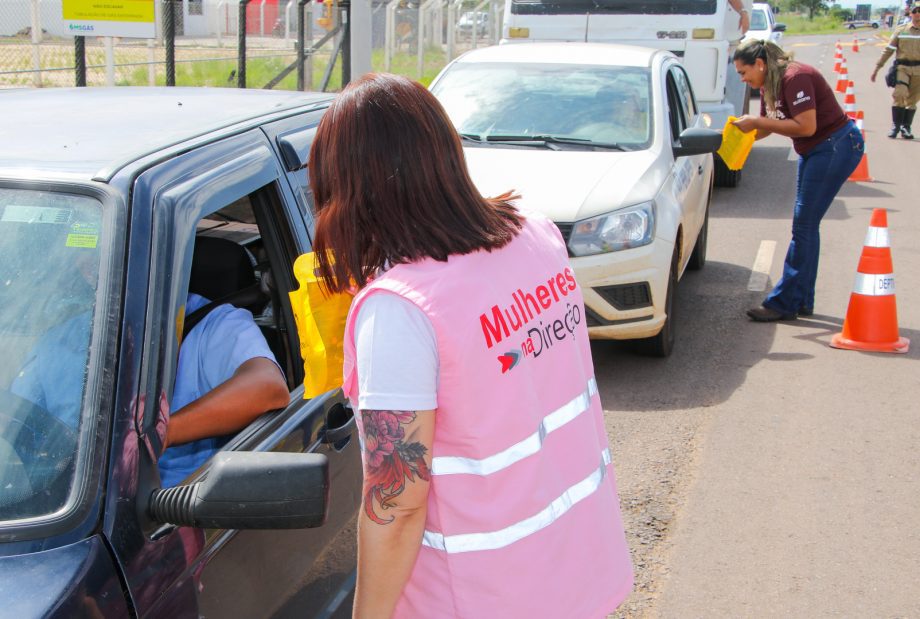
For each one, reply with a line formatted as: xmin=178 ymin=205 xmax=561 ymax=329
xmin=747 ymin=306 xmax=797 ymax=322
xmin=902 ymin=109 xmax=916 ymax=139
xmin=889 ymin=107 xmax=906 ymax=138
xmin=798 ymin=307 xmax=814 ymax=317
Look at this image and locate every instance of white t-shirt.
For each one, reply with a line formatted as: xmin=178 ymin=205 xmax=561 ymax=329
xmin=354 ymin=293 xmax=438 ymax=412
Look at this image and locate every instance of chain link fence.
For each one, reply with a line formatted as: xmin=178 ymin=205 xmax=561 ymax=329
xmin=0 ymin=0 xmax=502 ymax=90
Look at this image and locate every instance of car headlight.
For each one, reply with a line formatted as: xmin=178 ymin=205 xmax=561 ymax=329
xmin=567 ymin=202 xmax=656 ymax=257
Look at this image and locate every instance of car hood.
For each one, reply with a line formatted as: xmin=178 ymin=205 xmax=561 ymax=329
xmin=462 ymin=146 xmax=662 ymax=222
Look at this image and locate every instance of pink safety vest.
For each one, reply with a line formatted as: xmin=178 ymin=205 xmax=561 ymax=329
xmin=343 ymin=213 xmax=633 ymax=618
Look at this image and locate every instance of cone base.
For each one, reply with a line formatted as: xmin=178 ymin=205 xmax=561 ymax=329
xmin=830 ymin=333 xmax=910 ymax=354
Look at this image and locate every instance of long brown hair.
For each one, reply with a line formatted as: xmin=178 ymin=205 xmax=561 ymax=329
xmin=733 ymin=39 xmax=794 ymax=117
xmin=308 ymin=72 xmax=523 ymax=293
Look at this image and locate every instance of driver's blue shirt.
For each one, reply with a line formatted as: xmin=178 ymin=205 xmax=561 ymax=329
xmin=11 ymin=313 xmax=92 ymax=429
xmin=160 ymin=293 xmax=278 ymax=487
xmin=12 ymin=293 xmax=279 ymax=488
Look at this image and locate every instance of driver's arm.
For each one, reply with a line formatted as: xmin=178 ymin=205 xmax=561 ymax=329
xmin=165 ymin=356 xmax=288 ymax=447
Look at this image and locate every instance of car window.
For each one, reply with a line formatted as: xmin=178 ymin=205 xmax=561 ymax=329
xmin=751 ymin=8 xmax=768 ymax=30
xmin=154 ymin=184 xmax=307 ymax=488
xmin=671 ymin=66 xmax=696 ymax=125
xmin=432 ymin=62 xmax=652 ymax=147
xmin=0 ymin=189 xmax=108 ymax=522
xmin=665 ymin=70 xmax=687 ymax=142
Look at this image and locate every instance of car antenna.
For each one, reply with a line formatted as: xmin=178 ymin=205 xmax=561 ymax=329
xmin=585 ymin=12 xmax=590 ymax=42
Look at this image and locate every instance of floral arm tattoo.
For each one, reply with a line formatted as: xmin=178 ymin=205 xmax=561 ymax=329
xmin=360 ymin=410 xmax=431 ymax=525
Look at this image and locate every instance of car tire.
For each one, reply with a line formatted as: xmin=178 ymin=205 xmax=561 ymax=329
xmin=872 ymin=23 xmax=879 ymax=28
xmin=688 ymin=201 xmax=709 ymax=271
xmin=714 ymin=154 xmax=741 ymax=188
xmin=637 ymin=248 xmax=677 ymax=358
xmin=848 ymin=23 xmax=855 ymax=29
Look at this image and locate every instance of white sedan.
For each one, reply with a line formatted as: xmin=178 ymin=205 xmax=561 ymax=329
xmin=429 ymin=42 xmax=722 ymax=356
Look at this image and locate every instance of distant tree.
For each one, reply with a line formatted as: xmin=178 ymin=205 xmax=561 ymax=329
xmin=791 ymin=0 xmax=829 ymax=19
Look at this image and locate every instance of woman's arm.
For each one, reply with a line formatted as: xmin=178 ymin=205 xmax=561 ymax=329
xmin=733 ymin=109 xmax=817 ymax=140
xmin=353 ymin=408 xmax=436 ymax=619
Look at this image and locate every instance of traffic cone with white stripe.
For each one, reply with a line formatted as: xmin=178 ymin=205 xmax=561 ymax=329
xmin=855 ymin=110 xmax=864 ymax=132
xmin=831 ymin=209 xmax=909 ymax=353
xmin=847 ymin=138 xmax=872 ymax=182
xmin=836 ymin=58 xmax=849 ymax=93
xmin=852 ymin=36 xmax=860 ymax=52
xmin=843 ymin=80 xmax=857 ymax=116
xmin=833 ymin=48 xmax=843 ymax=73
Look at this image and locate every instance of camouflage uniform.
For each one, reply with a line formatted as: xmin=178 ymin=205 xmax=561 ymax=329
xmin=876 ymin=3 xmax=920 ymax=138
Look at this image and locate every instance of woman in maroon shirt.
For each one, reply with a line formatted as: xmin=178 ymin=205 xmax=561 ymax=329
xmin=732 ymin=40 xmax=864 ymax=322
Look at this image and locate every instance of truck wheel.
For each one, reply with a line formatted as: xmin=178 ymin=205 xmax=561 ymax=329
xmin=714 ymin=155 xmax=741 ymax=188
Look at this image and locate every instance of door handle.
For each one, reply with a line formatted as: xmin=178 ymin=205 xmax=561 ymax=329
xmin=321 ymin=403 xmax=356 ymax=444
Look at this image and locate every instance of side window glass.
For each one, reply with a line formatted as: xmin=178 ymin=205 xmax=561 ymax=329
xmin=158 ymin=185 xmax=301 ymax=489
xmin=672 ymin=67 xmax=697 ymax=124
xmin=665 ymin=71 xmax=686 ymax=142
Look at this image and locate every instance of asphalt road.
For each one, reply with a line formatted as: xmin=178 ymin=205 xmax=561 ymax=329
xmin=600 ymin=32 xmax=920 ymax=618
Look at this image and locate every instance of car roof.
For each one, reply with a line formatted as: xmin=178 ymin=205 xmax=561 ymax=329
xmin=0 ymin=87 xmax=333 ymax=182
xmin=455 ymin=43 xmax=662 ymax=68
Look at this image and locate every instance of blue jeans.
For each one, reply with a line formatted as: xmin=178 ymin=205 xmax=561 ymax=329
xmin=763 ymin=122 xmax=864 ymax=315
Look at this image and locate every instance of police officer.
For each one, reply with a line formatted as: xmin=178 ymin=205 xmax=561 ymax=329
xmin=871 ymin=1 xmax=920 ymax=139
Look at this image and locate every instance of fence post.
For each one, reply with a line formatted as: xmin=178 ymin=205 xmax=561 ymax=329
xmin=104 ymin=37 xmax=115 ymax=86
xmin=260 ymin=0 xmax=266 ymax=37
xmin=74 ymin=36 xmax=86 ymax=87
xmin=341 ymin=3 xmax=351 ymax=86
xmin=147 ymin=39 xmax=156 ymax=85
xmin=239 ymin=0 xmax=250 ymax=88
xmin=30 ymin=0 xmax=42 ymax=87
xmin=164 ymin=0 xmax=176 ymax=86
xmin=297 ymin=0 xmax=307 ymax=90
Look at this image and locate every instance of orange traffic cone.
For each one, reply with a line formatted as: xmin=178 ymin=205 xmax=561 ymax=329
xmin=855 ymin=110 xmax=864 ymax=132
xmin=833 ymin=48 xmax=842 ymax=73
xmin=836 ymin=59 xmax=849 ymax=93
xmin=843 ymin=80 xmax=857 ymax=116
xmin=831 ymin=210 xmax=909 ymax=353
xmin=852 ymin=36 xmax=860 ymax=52
xmin=848 ymin=138 xmax=873 ymax=182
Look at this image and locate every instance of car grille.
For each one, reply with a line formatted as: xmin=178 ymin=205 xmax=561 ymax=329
xmin=593 ymin=283 xmax=653 ymax=311
xmin=554 ymin=222 xmax=574 ymax=256
xmin=554 ymin=222 xmax=573 ymax=242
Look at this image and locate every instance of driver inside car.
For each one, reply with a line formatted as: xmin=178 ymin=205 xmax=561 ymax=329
xmin=11 ymin=239 xmax=289 ymax=488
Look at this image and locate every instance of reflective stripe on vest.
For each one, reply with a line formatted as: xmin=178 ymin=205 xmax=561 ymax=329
xmin=863 ymin=226 xmax=890 ymax=248
xmin=853 ymin=272 xmax=896 ymax=296
xmin=422 ymin=448 xmax=612 ymax=554
xmin=430 ymin=378 xmax=598 ymax=476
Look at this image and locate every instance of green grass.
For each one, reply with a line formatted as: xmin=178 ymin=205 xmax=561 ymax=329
xmin=779 ymin=13 xmax=848 ymax=35
xmin=117 ymin=46 xmax=448 ymax=90
xmin=371 ymin=47 xmax=448 ymax=88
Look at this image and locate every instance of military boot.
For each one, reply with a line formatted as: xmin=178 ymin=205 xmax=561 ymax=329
xmin=900 ymin=108 xmax=915 ymax=139
xmin=888 ymin=106 xmax=905 ymax=138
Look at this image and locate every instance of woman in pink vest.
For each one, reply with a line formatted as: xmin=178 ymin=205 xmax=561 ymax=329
xmin=308 ymin=73 xmax=633 ymax=619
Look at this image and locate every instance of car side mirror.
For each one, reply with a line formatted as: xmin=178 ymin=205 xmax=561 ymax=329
xmin=673 ymin=127 xmax=723 ymax=158
xmin=147 ymin=451 xmax=329 ymax=529
xmin=774 ymin=23 xmax=787 ymax=32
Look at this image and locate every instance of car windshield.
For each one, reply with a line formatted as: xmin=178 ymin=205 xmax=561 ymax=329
xmin=432 ymin=62 xmax=652 ymax=148
xmin=750 ymin=9 xmax=768 ymax=30
xmin=0 ymin=188 xmax=105 ymax=523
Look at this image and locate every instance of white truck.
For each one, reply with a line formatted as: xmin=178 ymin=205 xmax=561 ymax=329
xmin=501 ymin=0 xmax=752 ymax=187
